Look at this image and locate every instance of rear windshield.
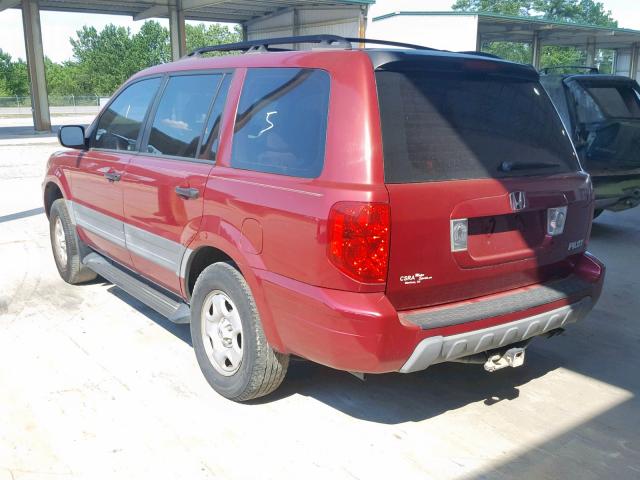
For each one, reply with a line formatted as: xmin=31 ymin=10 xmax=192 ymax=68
xmin=585 ymin=85 xmax=640 ymax=119
xmin=376 ymin=69 xmax=579 ymax=183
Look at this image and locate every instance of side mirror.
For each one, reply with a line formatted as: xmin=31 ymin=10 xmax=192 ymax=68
xmin=58 ymin=125 xmax=87 ymax=150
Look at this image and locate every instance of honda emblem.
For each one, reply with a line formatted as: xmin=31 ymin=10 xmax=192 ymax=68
xmin=509 ymin=191 xmax=527 ymax=211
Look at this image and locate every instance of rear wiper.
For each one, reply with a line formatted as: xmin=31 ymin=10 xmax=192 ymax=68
xmin=499 ymin=161 xmax=561 ymax=172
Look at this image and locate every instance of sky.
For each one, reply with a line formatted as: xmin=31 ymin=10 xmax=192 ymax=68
xmin=0 ymin=0 xmax=639 ymax=62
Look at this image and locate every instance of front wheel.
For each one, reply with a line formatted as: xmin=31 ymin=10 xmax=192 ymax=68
xmin=49 ymin=199 xmax=97 ymax=284
xmin=190 ymin=262 xmax=289 ymax=401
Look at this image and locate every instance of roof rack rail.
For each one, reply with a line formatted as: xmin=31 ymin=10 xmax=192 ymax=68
xmin=540 ymin=65 xmax=599 ymax=75
xmin=343 ymin=37 xmax=437 ymax=51
xmin=458 ymin=51 xmax=502 ymax=59
xmin=186 ymin=35 xmax=437 ymax=57
xmin=187 ymin=35 xmax=352 ymax=56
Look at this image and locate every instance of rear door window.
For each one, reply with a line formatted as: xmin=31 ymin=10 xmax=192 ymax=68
xmin=93 ymin=77 xmax=161 ymax=151
xmin=376 ymin=69 xmax=579 ymax=183
xmin=146 ymin=74 xmax=222 ymax=159
xmin=231 ymin=68 xmax=330 ymax=178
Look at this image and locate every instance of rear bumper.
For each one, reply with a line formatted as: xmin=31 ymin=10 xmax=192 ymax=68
xmin=399 ymin=297 xmax=592 ymax=373
xmin=255 ymin=252 xmax=605 ymax=374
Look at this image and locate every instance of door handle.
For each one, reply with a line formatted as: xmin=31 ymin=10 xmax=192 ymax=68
xmin=175 ymin=186 xmax=199 ymax=199
xmin=104 ymin=171 xmax=121 ymax=182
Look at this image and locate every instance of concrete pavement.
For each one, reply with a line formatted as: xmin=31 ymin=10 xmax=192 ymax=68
xmin=0 ymin=137 xmax=638 ymax=480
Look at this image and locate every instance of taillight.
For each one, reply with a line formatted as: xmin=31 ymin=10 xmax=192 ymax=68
xmin=327 ymin=202 xmax=390 ymax=283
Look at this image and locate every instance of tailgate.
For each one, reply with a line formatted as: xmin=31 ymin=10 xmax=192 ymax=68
xmin=385 ymin=175 xmax=592 ymax=310
xmin=375 ymin=58 xmax=593 ymax=310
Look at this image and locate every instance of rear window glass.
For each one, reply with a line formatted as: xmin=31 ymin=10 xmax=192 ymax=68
xmin=376 ymin=69 xmax=579 ymax=183
xmin=231 ymin=68 xmax=330 ymax=178
xmin=586 ymin=85 xmax=640 ymax=119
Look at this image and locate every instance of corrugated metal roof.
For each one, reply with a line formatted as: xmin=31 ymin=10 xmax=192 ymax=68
xmin=23 ymin=1 xmax=374 ymax=23
xmin=372 ymin=11 xmax=640 ymax=49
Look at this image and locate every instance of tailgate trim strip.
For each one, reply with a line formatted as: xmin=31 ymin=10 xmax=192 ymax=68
xmin=401 ymin=275 xmax=593 ymax=330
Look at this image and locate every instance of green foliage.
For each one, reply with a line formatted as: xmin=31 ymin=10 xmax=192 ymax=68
xmin=185 ymin=23 xmax=242 ymax=54
xmin=0 ymin=21 xmax=240 ymax=98
xmin=0 ymin=49 xmax=29 ymax=96
xmin=452 ymin=0 xmax=618 ymax=70
xmin=451 ymin=0 xmax=617 ymax=25
xmin=451 ymin=0 xmax=529 ymax=15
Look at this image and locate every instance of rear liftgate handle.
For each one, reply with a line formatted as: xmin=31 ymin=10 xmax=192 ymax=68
xmin=175 ymin=186 xmax=200 ymax=200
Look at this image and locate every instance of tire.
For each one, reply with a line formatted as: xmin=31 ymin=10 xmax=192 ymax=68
xmin=49 ymin=199 xmax=97 ymax=284
xmin=190 ymin=262 xmax=289 ymax=401
xmin=593 ymin=208 xmax=604 ymax=219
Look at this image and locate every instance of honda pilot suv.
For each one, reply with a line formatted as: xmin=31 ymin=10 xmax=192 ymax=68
xmin=44 ymin=36 xmax=605 ymax=401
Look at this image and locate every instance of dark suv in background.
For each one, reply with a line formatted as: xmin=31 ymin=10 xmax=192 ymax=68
xmin=44 ymin=36 xmax=605 ymax=401
xmin=540 ymin=67 xmax=640 ymax=217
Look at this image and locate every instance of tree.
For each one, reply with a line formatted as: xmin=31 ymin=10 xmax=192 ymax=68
xmin=0 ymin=49 xmax=29 ymax=97
xmin=1 ymin=21 xmax=242 ymax=99
xmin=451 ymin=0 xmax=617 ymax=25
xmin=71 ymin=25 xmax=138 ymax=95
xmin=185 ymin=23 xmax=242 ymax=54
xmin=132 ymin=20 xmax=171 ymax=67
xmin=450 ymin=0 xmax=529 ymax=15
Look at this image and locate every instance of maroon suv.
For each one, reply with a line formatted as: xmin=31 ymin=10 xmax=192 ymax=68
xmin=44 ymin=36 xmax=605 ymax=401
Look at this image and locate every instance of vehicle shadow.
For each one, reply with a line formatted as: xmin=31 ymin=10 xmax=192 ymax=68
xmin=106 ymin=285 xmax=192 ymax=346
xmin=249 ymin=341 xmax=565 ymax=424
xmin=589 ymin=219 xmax=629 ymax=239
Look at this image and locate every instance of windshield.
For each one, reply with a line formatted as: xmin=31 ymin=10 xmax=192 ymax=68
xmin=376 ymin=69 xmax=579 ymax=183
xmin=585 ymin=85 xmax=640 ymax=119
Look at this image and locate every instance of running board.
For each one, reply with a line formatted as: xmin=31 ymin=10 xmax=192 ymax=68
xmin=83 ymin=253 xmax=191 ymax=324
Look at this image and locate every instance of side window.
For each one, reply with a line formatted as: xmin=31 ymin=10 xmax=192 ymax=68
xmin=231 ymin=68 xmax=330 ymax=178
xmin=146 ymin=74 xmax=222 ymax=159
xmin=93 ymin=78 xmax=161 ymax=151
xmin=198 ymin=74 xmax=232 ymax=161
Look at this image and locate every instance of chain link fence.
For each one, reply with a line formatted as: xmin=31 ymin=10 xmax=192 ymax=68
xmin=0 ymin=95 xmax=101 ymax=108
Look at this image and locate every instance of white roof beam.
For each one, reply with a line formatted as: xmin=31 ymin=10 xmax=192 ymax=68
xmin=181 ymin=0 xmax=228 ymax=12
xmin=0 ymin=0 xmax=20 ymax=13
xmin=133 ymin=4 xmax=169 ymax=21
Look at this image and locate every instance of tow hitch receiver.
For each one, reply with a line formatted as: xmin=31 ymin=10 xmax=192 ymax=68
xmin=484 ymin=348 xmax=526 ymax=372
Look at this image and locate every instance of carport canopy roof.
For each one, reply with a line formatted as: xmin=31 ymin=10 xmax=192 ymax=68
xmin=374 ymin=11 xmax=640 ymax=50
xmin=2 ymin=0 xmax=374 ymax=23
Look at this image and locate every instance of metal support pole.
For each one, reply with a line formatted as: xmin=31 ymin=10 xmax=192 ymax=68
xmin=630 ymin=43 xmax=639 ymax=80
xmin=585 ymin=36 xmax=597 ymax=67
xmin=21 ymin=0 xmax=51 ymax=132
xmin=292 ymin=8 xmax=299 ymax=49
xmin=241 ymin=23 xmax=248 ymax=42
xmin=359 ymin=5 xmax=368 ymax=47
xmin=169 ymin=0 xmax=186 ymax=61
xmin=531 ymin=31 xmax=541 ymax=70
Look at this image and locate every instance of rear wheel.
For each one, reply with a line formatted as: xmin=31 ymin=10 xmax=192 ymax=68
xmin=49 ymin=199 xmax=97 ymax=284
xmin=190 ymin=262 xmax=289 ymax=401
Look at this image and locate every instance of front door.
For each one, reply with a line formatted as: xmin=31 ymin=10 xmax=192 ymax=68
xmin=123 ymin=72 xmax=232 ymax=294
xmin=68 ymin=77 xmax=162 ymax=267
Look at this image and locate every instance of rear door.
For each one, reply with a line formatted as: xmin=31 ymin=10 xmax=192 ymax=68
xmin=122 ymin=72 xmax=232 ymax=294
xmin=375 ymin=59 xmax=593 ymax=311
xmin=69 ymin=77 xmax=162 ymax=267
